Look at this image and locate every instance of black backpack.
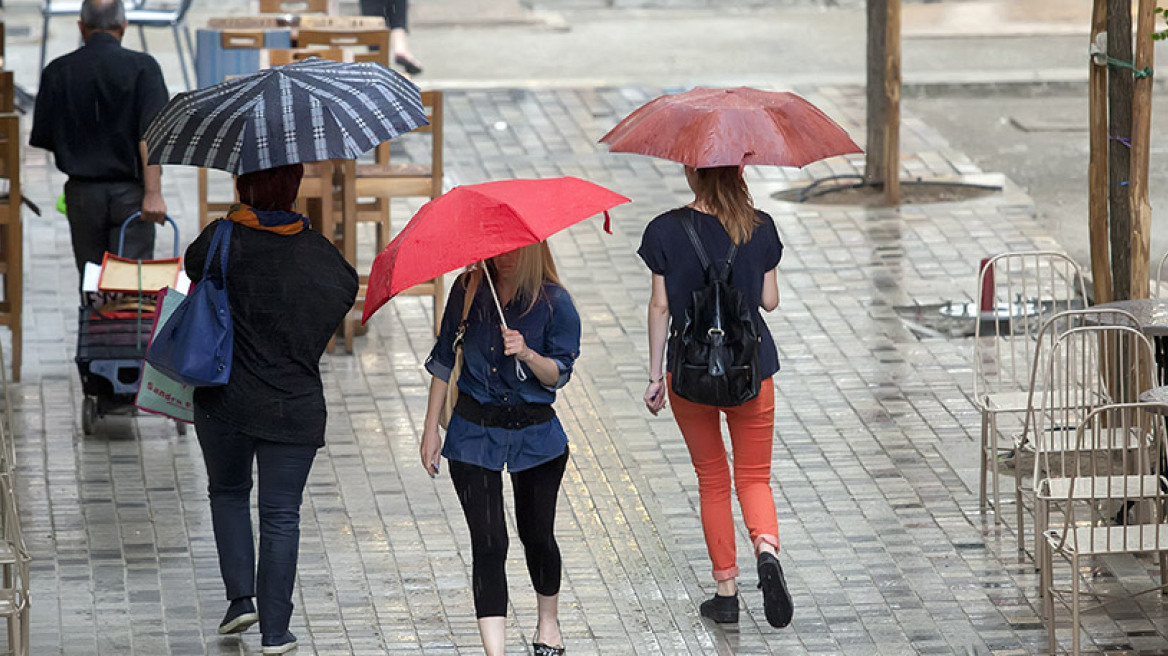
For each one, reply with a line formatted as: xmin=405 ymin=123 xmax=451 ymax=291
xmin=669 ymin=212 xmax=762 ymax=407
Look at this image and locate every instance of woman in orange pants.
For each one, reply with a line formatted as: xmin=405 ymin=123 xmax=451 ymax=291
xmin=638 ymin=165 xmax=792 ymax=628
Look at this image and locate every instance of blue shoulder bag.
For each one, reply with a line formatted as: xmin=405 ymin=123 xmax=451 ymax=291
xmin=145 ymin=221 xmax=234 ymax=387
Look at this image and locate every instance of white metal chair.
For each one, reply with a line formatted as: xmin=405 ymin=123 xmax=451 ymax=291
xmin=1154 ymin=250 xmax=1168 ymax=298
xmin=125 ymin=0 xmax=196 ymax=89
xmin=39 ymin=0 xmax=84 ymax=73
xmin=0 ymin=473 xmax=30 ymax=656
xmin=1040 ymin=401 xmax=1168 ymax=656
xmin=39 ymin=0 xmax=148 ymax=72
xmin=1013 ymin=310 xmax=1144 ymax=552
xmin=973 ymin=251 xmax=1087 ymax=519
xmin=1024 ymin=324 xmax=1157 ymax=572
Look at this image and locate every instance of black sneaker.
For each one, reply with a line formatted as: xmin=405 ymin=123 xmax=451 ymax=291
xmin=757 ymin=552 xmax=793 ymax=628
xmin=261 ymin=631 xmax=298 ymax=654
xmin=699 ymin=592 xmax=739 ymax=623
xmin=217 ymin=598 xmax=258 ymax=635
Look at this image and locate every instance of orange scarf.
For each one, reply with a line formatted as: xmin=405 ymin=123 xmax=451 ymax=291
xmin=225 ymin=203 xmax=308 ymax=236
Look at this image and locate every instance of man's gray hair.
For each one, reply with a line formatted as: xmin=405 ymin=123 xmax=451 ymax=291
xmin=80 ymin=0 xmax=125 ymax=30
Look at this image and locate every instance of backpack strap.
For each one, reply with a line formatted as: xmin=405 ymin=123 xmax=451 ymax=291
xmin=682 ymin=210 xmax=711 ymax=272
xmin=683 ymin=209 xmax=738 ymax=277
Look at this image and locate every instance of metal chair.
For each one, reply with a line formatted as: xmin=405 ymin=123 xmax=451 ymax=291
xmin=0 ymin=473 xmax=30 ymax=656
xmin=1040 ymin=402 xmax=1168 ymax=655
xmin=39 ymin=0 xmax=84 ymax=73
xmin=1013 ymin=310 xmax=1143 ymax=547
xmin=125 ymin=0 xmax=196 ymax=89
xmin=39 ymin=0 xmax=149 ymax=72
xmin=1025 ymin=323 xmax=1156 ymax=569
xmin=973 ymin=251 xmax=1087 ymax=519
xmin=1154 ymin=249 xmax=1168 ymax=298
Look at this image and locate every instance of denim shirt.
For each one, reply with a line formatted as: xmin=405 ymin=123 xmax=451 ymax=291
xmin=425 ymin=276 xmax=581 ymax=472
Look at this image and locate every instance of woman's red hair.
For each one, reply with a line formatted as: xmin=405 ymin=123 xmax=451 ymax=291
xmin=236 ymin=163 xmax=304 ymax=211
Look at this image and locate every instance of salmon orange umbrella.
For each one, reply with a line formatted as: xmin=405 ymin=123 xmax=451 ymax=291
xmin=600 ymin=87 xmax=862 ymax=169
xmin=363 ymin=177 xmax=630 ymax=324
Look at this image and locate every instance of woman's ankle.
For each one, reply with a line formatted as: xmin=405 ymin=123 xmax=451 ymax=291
xmin=715 ymin=578 xmax=738 ymax=596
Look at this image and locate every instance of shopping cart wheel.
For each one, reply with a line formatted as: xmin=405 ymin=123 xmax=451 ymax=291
xmin=175 ymin=421 xmax=187 ymax=436
xmin=81 ymin=397 xmax=97 ymax=436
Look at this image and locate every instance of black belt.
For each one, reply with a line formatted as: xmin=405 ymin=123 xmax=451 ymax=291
xmin=453 ymin=395 xmax=555 ymax=429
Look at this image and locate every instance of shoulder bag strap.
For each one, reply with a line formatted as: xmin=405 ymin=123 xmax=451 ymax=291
xmin=204 ymin=221 xmax=233 ymax=284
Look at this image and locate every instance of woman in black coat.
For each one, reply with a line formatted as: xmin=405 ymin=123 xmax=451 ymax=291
xmin=184 ymin=163 xmax=358 ymax=654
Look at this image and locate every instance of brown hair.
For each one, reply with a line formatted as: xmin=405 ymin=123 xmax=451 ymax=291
xmin=686 ymin=166 xmax=758 ymax=245
xmin=236 ymin=163 xmax=304 ymax=211
xmin=465 ymin=242 xmax=562 ymax=316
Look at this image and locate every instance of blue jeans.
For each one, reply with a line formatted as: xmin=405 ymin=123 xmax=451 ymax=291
xmin=195 ymin=410 xmax=317 ymax=641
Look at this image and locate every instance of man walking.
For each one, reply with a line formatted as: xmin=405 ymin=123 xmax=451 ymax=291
xmin=31 ymin=0 xmax=169 ymax=277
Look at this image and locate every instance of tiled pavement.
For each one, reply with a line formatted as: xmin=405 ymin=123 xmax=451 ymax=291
xmin=12 ymin=78 xmax=1168 ymax=655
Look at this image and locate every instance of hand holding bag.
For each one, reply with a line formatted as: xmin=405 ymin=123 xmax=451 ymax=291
xmin=145 ymin=221 xmax=235 ymax=387
xmin=440 ymin=271 xmax=480 ymax=429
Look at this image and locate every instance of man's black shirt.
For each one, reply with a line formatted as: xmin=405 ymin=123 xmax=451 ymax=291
xmin=30 ymin=32 xmax=169 ymax=183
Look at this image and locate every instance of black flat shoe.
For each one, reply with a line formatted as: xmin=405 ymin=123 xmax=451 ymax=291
xmin=533 ymin=642 xmax=565 ymax=656
xmin=218 ymin=598 xmax=258 ymax=635
xmin=757 ymin=552 xmax=793 ymax=628
xmin=394 ymin=54 xmax=423 ymax=75
xmin=699 ymin=592 xmax=739 ymax=623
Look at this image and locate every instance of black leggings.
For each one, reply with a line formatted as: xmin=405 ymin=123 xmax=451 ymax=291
xmin=448 ymin=448 xmax=569 ymax=618
xmin=358 ymin=0 xmax=408 ymax=30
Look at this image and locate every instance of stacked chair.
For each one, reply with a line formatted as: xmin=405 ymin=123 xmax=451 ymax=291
xmin=973 ymin=251 xmax=1087 ymax=517
xmin=0 ymin=26 xmax=31 ymax=654
xmin=971 ymin=251 xmax=1168 ymax=654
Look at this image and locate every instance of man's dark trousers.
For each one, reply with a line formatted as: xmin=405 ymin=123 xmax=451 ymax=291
xmin=63 ymin=180 xmax=156 ymax=274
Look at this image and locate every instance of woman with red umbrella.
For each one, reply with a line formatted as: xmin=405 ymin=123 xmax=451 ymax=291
xmin=418 ymin=242 xmax=580 ymax=656
xmin=607 ymin=86 xmax=860 ymax=630
xmin=639 ymin=165 xmax=792 ymax=629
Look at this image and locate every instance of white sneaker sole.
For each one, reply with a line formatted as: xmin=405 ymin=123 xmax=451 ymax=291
xmin=217 ymin=612 xmax=259 ymax=635
xmin=262 ymin=640 xmax=298 ymax=654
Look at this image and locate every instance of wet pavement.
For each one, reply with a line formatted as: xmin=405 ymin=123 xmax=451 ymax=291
xmin=7 ymin=2 xmax=1168 ymax=655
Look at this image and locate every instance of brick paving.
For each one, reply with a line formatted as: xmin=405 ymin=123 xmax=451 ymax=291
xmin=9 ymin=64 xmax=1168 ymax=656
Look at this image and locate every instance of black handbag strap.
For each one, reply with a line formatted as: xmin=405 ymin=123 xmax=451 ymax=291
xmin=682 ymin=210 xmax=737 ymax=276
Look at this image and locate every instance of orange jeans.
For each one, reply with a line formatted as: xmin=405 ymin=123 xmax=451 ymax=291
xmin=669 ymin=376 xmax=779 ymax=581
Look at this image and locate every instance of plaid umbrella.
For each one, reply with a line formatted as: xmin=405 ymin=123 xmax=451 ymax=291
xmin=144 ymin=58 xmax=427 ymax=175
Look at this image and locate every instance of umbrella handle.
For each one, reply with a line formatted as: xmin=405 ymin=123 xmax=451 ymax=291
xmin=481 ymin=262 xmax=528 ymax=382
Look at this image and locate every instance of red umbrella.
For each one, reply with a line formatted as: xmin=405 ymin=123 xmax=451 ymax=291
xmin=362 ymin=177 xmax=630 ymax=323
xmin=599 ymin=87 xmax=862 ymax=169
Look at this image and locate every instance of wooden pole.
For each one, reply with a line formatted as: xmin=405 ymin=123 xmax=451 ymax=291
xmin=865 ymin=0 xmax=901 ymax=205
xmin=1108 ymin=0 xmax=1134 ymax=300
xmin=1089 ymin=0 xmax=1113 ymax=304
xmin=1129 ymin=0 xmax=1155 ymax=299
xmin=865 ymin=0 xmax=887 ymax=187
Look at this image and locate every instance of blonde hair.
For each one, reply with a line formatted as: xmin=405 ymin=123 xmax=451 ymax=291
xmin=464 ymin=242 xmax=562 ymax=316
xmin=687 ymin=166 xmax=758 ymax=245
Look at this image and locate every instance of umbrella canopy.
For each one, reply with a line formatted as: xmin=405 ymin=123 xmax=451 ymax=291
xmin=599 ymin=87 xmax=862 ymax=169
xmin=144 ymin=58 xmax=428 ymax=175
xmin=363 ymin=177 xmax=630 ymax=323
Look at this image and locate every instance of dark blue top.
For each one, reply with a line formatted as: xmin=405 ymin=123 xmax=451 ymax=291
xmin=426 ymin=274 xmax=581 ymax=472
xmin=637 ymin=208 xmax=783 ymax=379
